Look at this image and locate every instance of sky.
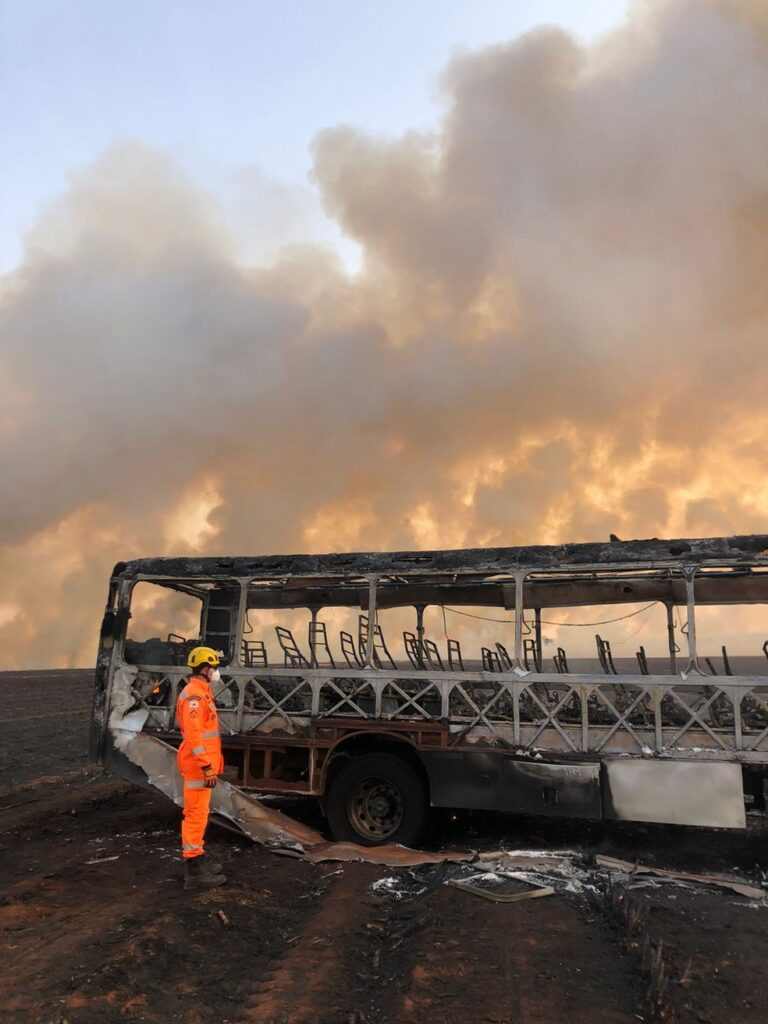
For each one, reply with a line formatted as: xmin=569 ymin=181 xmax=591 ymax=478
xmin=3 ymin=0 xmax=768 ymax=668
xmin=1 ymin=0 xmax=629 ymax=272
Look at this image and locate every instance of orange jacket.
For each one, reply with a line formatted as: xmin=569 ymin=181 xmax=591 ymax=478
xmin=176 ymin=675 xmax=224 ymax=777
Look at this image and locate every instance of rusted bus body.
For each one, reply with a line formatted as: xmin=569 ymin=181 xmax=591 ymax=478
xmin=91 ymin=535 xmax=768 ymax=843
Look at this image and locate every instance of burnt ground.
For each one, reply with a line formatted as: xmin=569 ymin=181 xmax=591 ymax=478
xmin=0 ymin=672 xmax=767 ymax=1024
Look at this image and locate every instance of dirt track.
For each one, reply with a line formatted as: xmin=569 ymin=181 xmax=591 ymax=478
xmin=1 ymin=670 xmax=767 ymax=1024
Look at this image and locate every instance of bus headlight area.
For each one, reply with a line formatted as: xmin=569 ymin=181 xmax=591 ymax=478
xmin=90 ymin=534 xmax=768 ymax=849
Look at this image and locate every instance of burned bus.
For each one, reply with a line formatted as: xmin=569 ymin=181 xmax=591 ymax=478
xmin=90 ymin=535 xmax=768 ymax=846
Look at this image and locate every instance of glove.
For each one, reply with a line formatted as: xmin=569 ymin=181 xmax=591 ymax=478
xmin=203 ymin=767 xmax=217 ymax=789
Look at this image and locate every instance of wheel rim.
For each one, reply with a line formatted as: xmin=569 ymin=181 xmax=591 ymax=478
xmin=348 ymin=776 xmax=404 ymax=840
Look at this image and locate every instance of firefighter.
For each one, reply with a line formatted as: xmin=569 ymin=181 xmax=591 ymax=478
xmin=177 ymin=646 xmax=227 ymax=890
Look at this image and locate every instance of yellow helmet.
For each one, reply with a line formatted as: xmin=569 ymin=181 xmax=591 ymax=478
xmin=187 ymin=646 xmax=220 ymax=670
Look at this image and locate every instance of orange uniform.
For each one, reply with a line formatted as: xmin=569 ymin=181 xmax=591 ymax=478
xmin=176 ymin=675 xmax=223 ymax=860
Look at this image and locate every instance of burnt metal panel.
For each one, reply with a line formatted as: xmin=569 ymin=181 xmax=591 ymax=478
xmin=420 ymin=751 xmax=602 ymax=819
xmin=603 ymin=759 xmax=746 ymax=828
xmin=239 ymin=573 xmax=768 ymax=610
xmin=116 ymin=534 xmax=768 ymax=582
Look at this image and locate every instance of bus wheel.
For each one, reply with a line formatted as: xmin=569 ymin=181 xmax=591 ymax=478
xmin=326 ymin=752 xmax=428 ymax=847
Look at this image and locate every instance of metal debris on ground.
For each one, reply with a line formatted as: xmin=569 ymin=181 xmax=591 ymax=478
xmin=594 ymin=855 xmax=765 ymax=900
xmin=364 ymin=848 xmax=768 ymax=906
xmin=302 ymin=841 xmax=473 ymax=867
xmin=366 ymin=851 xmax=585 ymax=903
xmin=447 ymin=878 xmax=554 ymax=903
xmin=471 ymin=850 xmax=603 ymax=897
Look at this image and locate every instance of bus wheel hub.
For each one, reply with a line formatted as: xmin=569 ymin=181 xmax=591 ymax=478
xmin=349 ymin=779 xmax=404 ymax=839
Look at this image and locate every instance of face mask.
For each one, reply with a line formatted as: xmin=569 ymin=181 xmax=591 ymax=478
xmin=210 ymin=668 xmax=221 ymax=685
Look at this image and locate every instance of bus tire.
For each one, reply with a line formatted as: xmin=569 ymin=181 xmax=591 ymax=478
xmin=326 ymin=752 xmax=428 ymax=847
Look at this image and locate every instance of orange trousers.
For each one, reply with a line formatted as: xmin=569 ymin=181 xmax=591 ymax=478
xmin=181 ymin=779 xmax=212 ymax=859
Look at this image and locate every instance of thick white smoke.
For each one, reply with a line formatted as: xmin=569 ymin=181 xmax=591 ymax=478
xmin=1 ymin=0 xmax=767 ymax=667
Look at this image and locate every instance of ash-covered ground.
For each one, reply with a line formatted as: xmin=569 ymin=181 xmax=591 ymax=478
xmin=1 ymin=670 xmax=767 ymax=1024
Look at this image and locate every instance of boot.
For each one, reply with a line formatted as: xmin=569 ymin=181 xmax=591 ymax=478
xmin=184 ymin=856 xmax=227 ymax=890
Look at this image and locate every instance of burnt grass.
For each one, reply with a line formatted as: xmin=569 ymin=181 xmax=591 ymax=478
xmin=1 ymin=670 xmax=767 ymax=1024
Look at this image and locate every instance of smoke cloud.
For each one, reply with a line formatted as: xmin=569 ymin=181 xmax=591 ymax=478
xmin=1 ymin=0 xmax=767 ymax=667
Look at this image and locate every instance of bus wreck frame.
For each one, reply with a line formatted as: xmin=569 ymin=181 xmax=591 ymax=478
xmin=91 ymin=534 xmax=768 ymax=841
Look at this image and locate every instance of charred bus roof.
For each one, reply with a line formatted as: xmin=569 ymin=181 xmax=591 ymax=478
xmin=115 ymin=535 xmax=768 ymax=582
xmin=110 ymin=535 xmax=768 ymax=611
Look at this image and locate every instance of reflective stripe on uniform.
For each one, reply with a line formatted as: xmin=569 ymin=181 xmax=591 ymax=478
xmin=185 ymin=779 xmax=205 ymax=789
xmin=202 ymin=729 xmax=219 ymax=739
xmin=183 ymin=842 xmax=203 ymax=851
xmin=191 ymin=744 xmax=205 ymax=754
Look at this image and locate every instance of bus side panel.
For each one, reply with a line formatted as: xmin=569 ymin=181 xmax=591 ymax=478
xmin=603 ymin=760 xmax=746 ymax=829
xmin=420 ymin=751 xmax=602 ymax=819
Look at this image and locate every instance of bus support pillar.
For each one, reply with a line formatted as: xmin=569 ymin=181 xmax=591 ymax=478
xmin=513 ymin=571 xmax=528 ymax=674
xmin=665 ymin=601 xmax=678 ymax=675
xmin=365 ymin=576 xmax=379 ymax=669
xmin=681 ymin=567 xmax=706 ymax=677
xmin=534 ymin=607 xmax=542 ymax=672
xmin=309 ymin=606 xmax=319 ymax=668
xmin=415 ymin=604 xmax=426 ymax=668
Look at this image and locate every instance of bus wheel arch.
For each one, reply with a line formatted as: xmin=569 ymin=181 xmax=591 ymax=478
xmin=322 ymin=734 xmax=431 ymax=846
